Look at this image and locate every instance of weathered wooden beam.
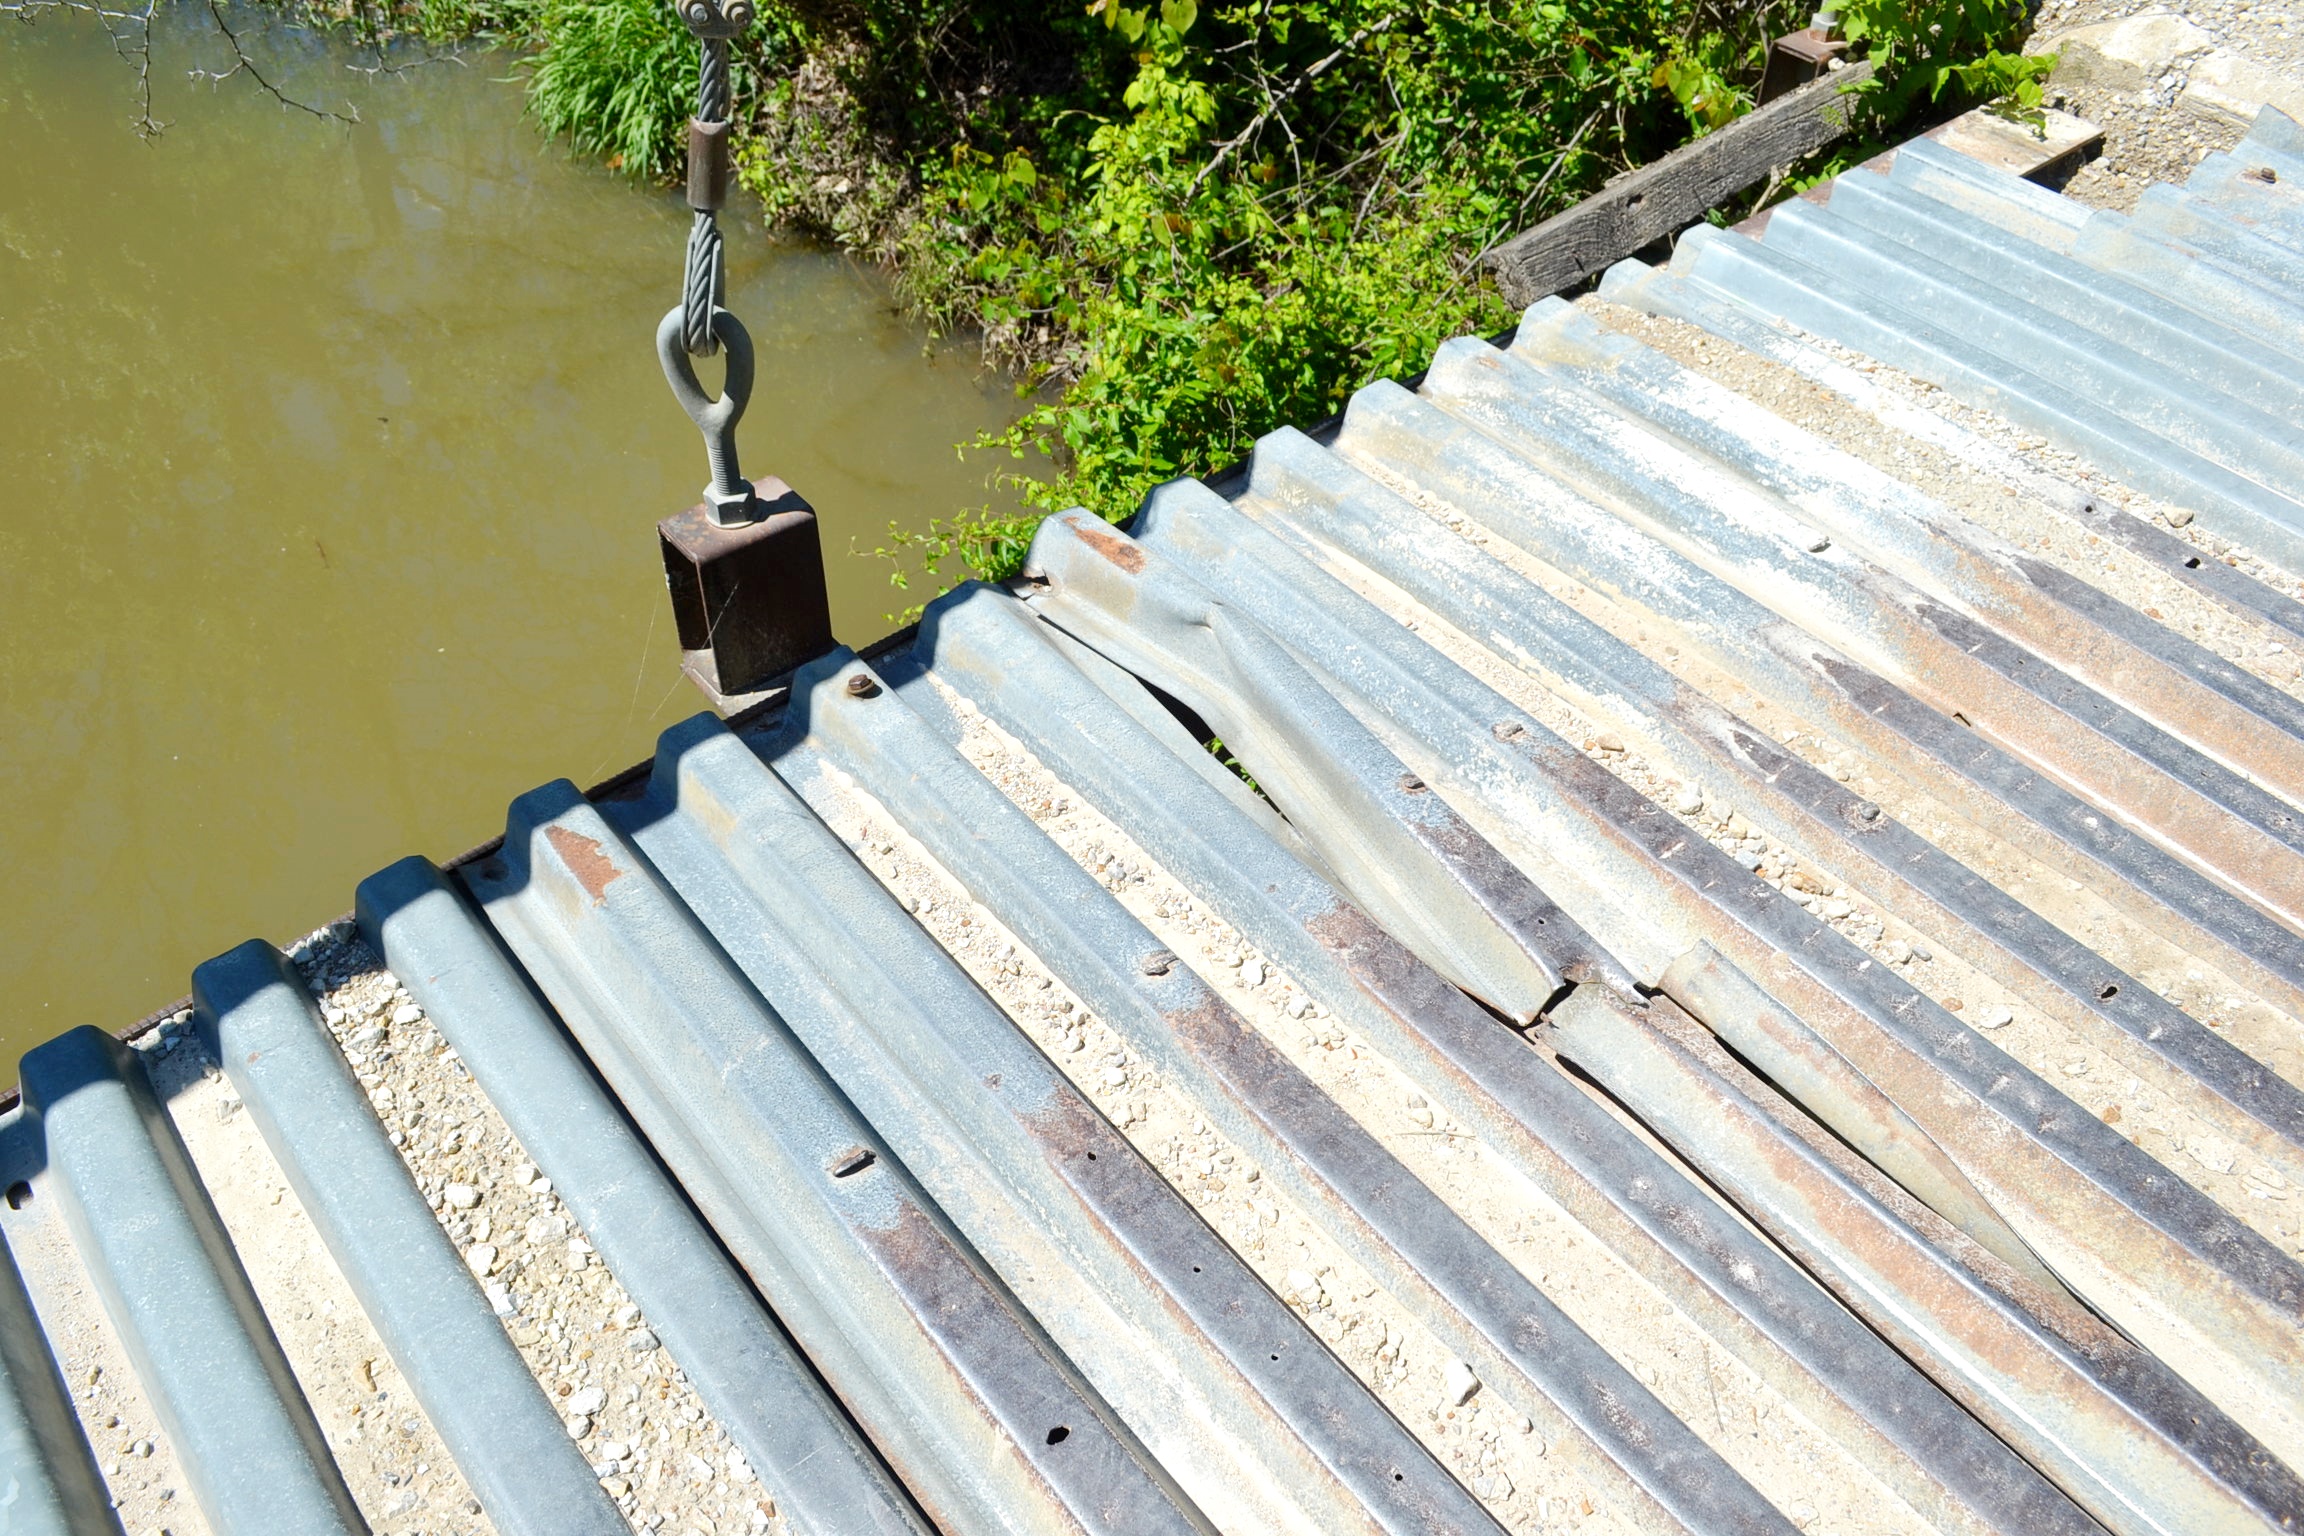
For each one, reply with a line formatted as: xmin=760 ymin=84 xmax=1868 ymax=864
xmin=1486 ymin=60 xmax=1874 ymax=305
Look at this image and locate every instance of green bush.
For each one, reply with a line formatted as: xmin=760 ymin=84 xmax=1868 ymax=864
xmin=522 ymin=0 xmax=710 ymax=177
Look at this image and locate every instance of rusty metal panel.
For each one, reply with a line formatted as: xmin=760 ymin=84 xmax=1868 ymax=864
xmin=614 ymin=715 xmax=1488 ymax=1536
xmin=768 ymin=648 xmax=1783 ymax=1536
xmin=1507 ymin=298 xmax=2304 ymax=793
xmin=466 ymin=783 xmax=1213 ymax=1536
xmin=1088 ymin=488 xmax=2304 ymax=1467
xmin=1548 ymin=985 xmax=2304 ymax=1536
xmin=1413 ymin=335 xmax=2304 ymax=931
xmin=906 ymin=582 xmax=2106 ymax=1536
xmin=1328 ymin=375 xmax=2304 ymax=1029
xmin=1232 ymin=421 xmax=2304 ymax=1196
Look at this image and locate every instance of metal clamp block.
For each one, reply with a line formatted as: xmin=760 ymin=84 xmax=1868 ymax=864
xmin=658 ymin=476 xmax=835 ymax=707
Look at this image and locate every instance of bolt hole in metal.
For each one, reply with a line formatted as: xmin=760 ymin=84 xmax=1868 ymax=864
xmin=2100 ymin=983 xmax=2120 ymax=1000
xmin=1044 ymin=1426 xmax=1070 ymax=1445
xmin=2186 ymin=556 xmax=2204 ymax=568
xmin=4 ymin=1181 xmax=30 ymax=1211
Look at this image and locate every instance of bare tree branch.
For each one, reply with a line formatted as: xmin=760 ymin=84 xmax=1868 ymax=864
xmin=3 ymin=0 xmax=358 ymax=133
xmin=188 ymin=0 xmax=357 ymax=123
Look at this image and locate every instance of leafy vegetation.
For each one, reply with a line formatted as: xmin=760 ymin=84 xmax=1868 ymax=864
xmin=349 ymin=0 xmax=2053 ymax=600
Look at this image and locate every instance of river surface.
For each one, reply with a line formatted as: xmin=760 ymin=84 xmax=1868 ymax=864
xmin=0 ymin=8 xmax=1028 ymax=1056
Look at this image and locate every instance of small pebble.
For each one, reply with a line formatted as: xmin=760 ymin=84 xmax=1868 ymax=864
xmin=1441 ymin=1358 xmax=1481 ymax=1406
xmin=391 ymin=1004 xmax=424 ymax=1027
xmin=565 ymin=1413 xmax=592 ymax=1439
xmin=444 ymin=1183 xmax=480 ymax=1209
xmin=567 ymin=1387 xmax=608 ymax=1416
xmin=1976 ymin=1005 xmax=2015 ymax=1030
xmin=464 ymin=1243 xmax=499 ymax=1276
xmin=627 ymin=1330 xmax=660 ymax=1352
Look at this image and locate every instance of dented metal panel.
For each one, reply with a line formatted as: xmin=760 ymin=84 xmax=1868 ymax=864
xmin=906 ymin=583 xmax=2105 ymax=1536
xmin=1082 ymin=489 xmax=2304 ymax=1466
xmin=1548 ymin=985 xmax=2304 ymax=1536
xmin=615 ymin=714 xmax=1484 ymax=1536
xmin=771 ymin=648 xmax=1785 ymax=1536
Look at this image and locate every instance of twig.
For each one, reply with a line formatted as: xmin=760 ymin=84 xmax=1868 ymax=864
xmin=1186 ymin=14 xmax=1395 ymax=199
xmin=188 ymin=0 xmax=357 ymax=124
xmin=1469 ymin=107 xmax=1602 ymax=270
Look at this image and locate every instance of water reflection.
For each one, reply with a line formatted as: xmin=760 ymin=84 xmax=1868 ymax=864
xmin=0 ymin=7 xmax=1029 ymax=1049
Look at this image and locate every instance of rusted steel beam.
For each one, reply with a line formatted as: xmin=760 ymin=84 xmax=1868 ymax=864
xmin=1415 ymin=336 xmax=2304 ymax=932
xmin=1112 ymin=488 xmax=2304 ymax=1466
xmin=469 ymin=786 xmax=1216 ymax=1536
xmin=910 ymin=582 xmax=2105 ymax=1536
xmin=771 ymin=649 xmax=1787 ymax=1536
xmin=1509 ymin=301 xmax=2304 ymax=802
xmin=1548 ymin=985 xmax=2304 ymax=1536
xmin=1231 ymin=425 xmax=2304 ymax=1198
xmin=1324 ymin=378 xmax=2304 ymax=1032
xmin=618 ymin=718 xmax=1504 ymax=1536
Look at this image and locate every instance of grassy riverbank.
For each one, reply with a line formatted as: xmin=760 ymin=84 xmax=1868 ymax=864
xmin=407 ymin=0 xmax=2050 ymax=594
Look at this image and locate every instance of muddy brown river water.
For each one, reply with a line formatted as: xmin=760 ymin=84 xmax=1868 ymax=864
xmin=0 ymin=7 xmax=1030 ymax=1053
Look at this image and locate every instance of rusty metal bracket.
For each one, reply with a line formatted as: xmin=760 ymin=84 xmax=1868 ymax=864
xmin=658 ymin=476 xmax=835 ymax=708
xmin=1759 ymin=27 xmax=1849 ymax=105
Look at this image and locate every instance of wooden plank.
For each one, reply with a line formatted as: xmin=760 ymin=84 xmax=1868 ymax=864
xmin=1924 ymin=105 xmax=2102 ymax=182
xmin=1486 ymin=60 xmax=1874 ymax=305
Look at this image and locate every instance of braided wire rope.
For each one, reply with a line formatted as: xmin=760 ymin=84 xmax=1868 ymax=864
xmin=681 ymin=35 xmax=732 ymax=357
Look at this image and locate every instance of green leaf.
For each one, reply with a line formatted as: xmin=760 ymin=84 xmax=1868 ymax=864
xmin=1160 ymin=0 xmax=1196 ymax=33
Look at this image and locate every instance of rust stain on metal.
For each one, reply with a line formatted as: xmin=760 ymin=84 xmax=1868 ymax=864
xmin=1075 ymin=522 xmax=1148 ymax=574
xmin=544 ymin=824 xmax=625 ymax=904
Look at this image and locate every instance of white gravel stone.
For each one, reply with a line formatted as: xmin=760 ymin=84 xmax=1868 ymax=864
xmin=566 ymin=1386 xmax=608 ymax=1416
xmin=390 ymin=1003 xmax=424 ymax=1027
xmin=443 ymin=1182 xmax=481 ymax=1209
xmin=1976 ymin=1005 xmax=2016 ymax=1030
xmin=1440 ymin=1358 xmax=1481 ymax=1406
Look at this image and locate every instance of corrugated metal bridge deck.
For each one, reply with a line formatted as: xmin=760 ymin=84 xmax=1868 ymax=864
xmin=5 ymin=109 xmax=2304 ymax=1536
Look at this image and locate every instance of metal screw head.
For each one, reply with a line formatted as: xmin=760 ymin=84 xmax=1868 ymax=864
xmin=1139 ymin=950 xmax=1178 ymax=976
xmin=825 ymin=1145 xmax=875 ymax=1178
xmin=1397 ymin=773 xmax=1429 ymax=794
xmin=1846 ymin=799 xmax=1882 ymax=826
xmin=1492 ymin=721 xmax=1528 ymax=742
xmin=844 ymin=673 xmax=881 ymax=699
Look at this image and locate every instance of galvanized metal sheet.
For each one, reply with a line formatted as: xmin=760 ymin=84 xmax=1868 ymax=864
xmin=618 ymin=715 xmax=1485 ymax=1536
xmin=771 ymin=649 xmax=1779 ymax=1536
xmin=191 ymin=939 xmax=629 ymax=1536
xmin=353 ymin=857 xmax=936 ymax=1536
xmin=1549 ymin=984 xmax=2302 ymax=1536
xmin=1091 ymin=486 xmax=2304 ymax=1466
xmin=467 ymin=783 xmax=1211 ymax=1536
xmin=16 ymin=1028 xmax=368 ymax=1536
xmin=0 ymin=1224 xmax=121 ymax=1536
xmin=1232 ymin=420 xmax=2304 ymax=1198
xmin=908 ymin=582 xmax=2106 ymax=1536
